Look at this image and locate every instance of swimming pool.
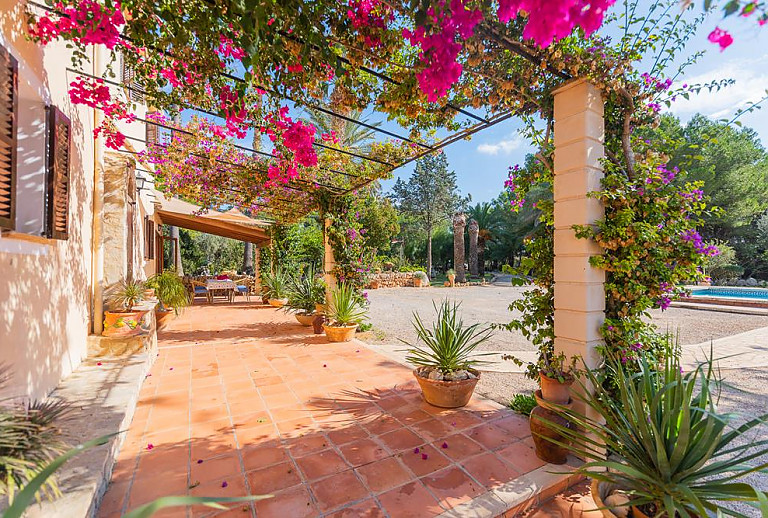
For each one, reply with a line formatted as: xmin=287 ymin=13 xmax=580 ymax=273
xmin=689 ymin=287 xmax=768 ymax=301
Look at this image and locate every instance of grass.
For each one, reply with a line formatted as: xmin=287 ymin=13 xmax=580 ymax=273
xmin=429 ymin=273 xmax=494 ymax=287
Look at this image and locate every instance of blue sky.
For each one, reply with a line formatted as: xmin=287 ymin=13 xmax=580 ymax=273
xmin=377 ymin=4 xmax=768 ymax=203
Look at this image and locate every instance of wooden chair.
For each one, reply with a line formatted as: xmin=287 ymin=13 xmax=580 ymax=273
xmin=189 ymin=279 xmax=212 ymax=304
xmin=232 ymin=276 xmax=252 ymax=302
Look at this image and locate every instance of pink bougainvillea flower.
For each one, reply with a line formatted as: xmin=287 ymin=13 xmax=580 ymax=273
xmin=421 ymin=453 xmax=429 ymax=460
xmin=441 ymin=442 xmax=448 ymax=449
xmin=707 ymin=27 xmax=734 ymax=51
xmin=197 ymin=459 xmax=204 ymax=464
xmin=759 ymin=16 xmax=767 ymax=26
xmin=147 ymin=443 xmax=154 ymax=450
xmin=97 ymin=362 xmax=102 ymax=366
xmin=413 ymin=447 xmax=420 ymax=454
xmin=323 ymin=364 xmax=327 ymax=367
xmin=169 ymin=367 xmax=174 ymax=370
xmin=221 ymin=481 xmax=228 ymax=488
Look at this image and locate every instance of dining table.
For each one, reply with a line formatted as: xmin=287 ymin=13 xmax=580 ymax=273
xmin=205 ymin=279 xmax=237 ymax=302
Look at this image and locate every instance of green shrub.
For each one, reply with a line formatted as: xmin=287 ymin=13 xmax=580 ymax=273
xmin=286 ymin=265 xmax=324 ymax=314
xmin=260 ymin=269 xmax=289 ymax=299
xmin=508 ymin=393 xmax=536 ymax=416
xmin=327 ymin=284 xmax=368 ymax=326
xmin=107 ymin=279 xmax=145 ymax=310
xmin=146 ymin=269 xmax=189 ymax=314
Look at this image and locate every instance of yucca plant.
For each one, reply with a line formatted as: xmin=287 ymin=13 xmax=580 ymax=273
xmin=286 ymin=265 xmax=324 ymax=314
xmin=0 ymin=365 xmax=70 ymax=504
xmin=145 ymin=269 xmax=189 ymax=314
xmin=549 ymin=342 xmax=768 ymax=518
xmin=403 ymin=300 xmax=493 ymax=374
xmin=107 ymin=279 xmax=146 ymax=311
xmin=326 ymin=283 xmax=368 ymax=326
xmin=260 ymin=269 xmax=289 ymax=300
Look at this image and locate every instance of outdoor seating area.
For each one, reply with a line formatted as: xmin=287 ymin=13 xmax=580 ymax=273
xmin=185 ymin=276 xmax=258 ymax=304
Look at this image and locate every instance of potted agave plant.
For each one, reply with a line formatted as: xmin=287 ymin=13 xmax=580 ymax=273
xmin=145 ymin=269 xmax=190 ymax=329
xmin=405 ymin=300 xmax=492 ymax=408
xmin=413 ymin=271 xmax=429 ymax=288
xmin=286 ymin=265 xmax=324 ymax=326
xmin=103 ymin=279 xmax=147 ymax=337
xmin=262 ymin=269 xmax=289 ymax=308
xmin=323 ymin=283 xmax=368 ymax=342
xmin=446 ymin=269 xmax=456 ymax=287
xmin=549 ymin=341 xmax=768 ymax=518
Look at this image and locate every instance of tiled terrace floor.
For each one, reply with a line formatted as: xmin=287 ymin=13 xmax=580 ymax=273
xmin=98 ymin=302 xmax=546 ymax=517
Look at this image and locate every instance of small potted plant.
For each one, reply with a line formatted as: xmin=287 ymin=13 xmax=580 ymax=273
xmin=286 ymin=265 xmax=324 ymax=326
xmin=261 ymin=269 xmax=289 ymax=308
xmin=537 ymin=352 xmax=576 ymax=405
xmin=323 ymin=283 xmax=368 ymax=342
xmin=549 ymin=342 xmax=768 ymax=517
xmin=413 ymin=271 xmax=428 ymax=288
xmin=145 ymin=269 xmax=190 ymax=329
xmin=405 ymin=300 xmax=493 ymax=408
xmin=103 ymin=279 xmax=147 ymax=337
xmin=446 ymin=269 xmax=456 ymax=287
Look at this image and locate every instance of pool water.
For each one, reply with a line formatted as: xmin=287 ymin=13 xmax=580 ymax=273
xmin=690 ymin=287 xmax=768 ymax=300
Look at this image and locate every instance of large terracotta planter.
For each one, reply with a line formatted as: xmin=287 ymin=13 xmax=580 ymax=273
xmin=413 ymin=277 xmax=423 ymax=287
xmin=413 ymin=368 xmax=480 ymax=408
xmin=323 ymin=324 xmax=357 ymax=342
xmin=539 ymin=373 xmax=573 ymax=404
xmin=447 ymin=274 xmax=456 ymax=287
xmin=268 ymin=298 xmax=288 ymax=308
xmin=155 ymin=309 xmax=174 ymax=330
xmin=530 ymin=390 xmax=573 ymax=464
xmin=295 ymin=312 xmax=315 ymax=326
xmin=103 ymin=310 xmax=146 ymax=337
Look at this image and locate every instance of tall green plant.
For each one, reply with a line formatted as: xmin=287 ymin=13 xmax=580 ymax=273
xmin=286 ymin=265 xmax=324 ymax=314
xmin=260 ymin=269 xmax=289 ymax=299
xmin=404 ymin=300 xmax=493 ymax=374
xmin=145 ymin=270 xmax=190 ymax=314
xmin=550 ymin=345 xmax=768 ymax=517
xmin=107 ymin=279 xmax=145 ymax=311
xmin=326 ymin=284 xmax=368 ymax=326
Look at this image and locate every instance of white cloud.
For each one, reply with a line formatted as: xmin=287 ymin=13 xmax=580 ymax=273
xmin=476 ymin=134 xmax=524 ymax=155
xmin=670 ymin=54 xmax=768 ymax=120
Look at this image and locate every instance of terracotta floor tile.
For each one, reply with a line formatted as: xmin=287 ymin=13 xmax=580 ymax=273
xmin=189 ymin=473 xmax=248 ymax=500
xmin=241 ymin=442 xmax=290 ymax=471
xmin=254 ymin=485 xmax=318 ymax=518
xmin=191 ymin=405 xmax=230 ymax=424
xmin=228 ymin=399 xmax=265 ymax=417
xmin=496 ymin=438 xmax=546 ymax=475
xmin=192 ymin=417 xmax=233 ymax=439
xmin=190 ymin=452 xmax=242 ymax=483
xmin=246 ymin=461 xmax=302 ymax=493
xmin=310 ymin=470 xmax=369 ymax=513
xmin=339 ymin=438 xmax=389 ymax=467
xmin=377 ymin=481 xmax=444 ymax=518
xmin=294 ymin=448 xmax=349 ymax=480
xmin=399 ymin=444 xmax=451 ymax=478
xmin=377 ymin=428 xmax=424 ymax=453
xmin=190 ymin=433 xmax=239 ymax=460
xmin=283 ymin=434 xmax=331 ymax=458
xmin=355 ymin=457 xmax=414 ymax=493
xmin=466 ymin=423 xmax=517 ymax=451
xmin=327 ymin=425 xmax=370 ymax=446
xmin=324 ymin=498 xmax=385 ymax=517
xmin=436 ymin=410 xmax=485 ymax=431
xmin=491 ymin=415 xmax=531 ymax=438
xmin=97 ymin=480 xmax=129 ymax=517
xmin=434 ymin=433 xmax=486 ymax=461
xmin=275 ymin=417 xmax=317 ymax=438
xmin=235 ymin=423 xmax=280 ymax=446
xmin=420 ymin=466 xmax=483 ymax=509
xmin=128 ymin=472 xmax=189 ymax=508
xmin=362 ymin=414 xmax=402 ymax=436
xmin=409 ymin=417 xmax=455 ymax=443
xmin=232 ymin=411 xmax=271 ymax=429
xmin=461 ymin=452 xmax=521 ymax=489
xmin=390 ymin=406 xmax=433 ymax=425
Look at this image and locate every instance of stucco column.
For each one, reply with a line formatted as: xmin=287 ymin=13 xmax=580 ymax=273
xmin=323 ymin=218 xmax=337 ymax=305
xmin=253 ymin=246 xmax=261 ymax=294
xmin=552 ymin=79 xmax=605 ymax=394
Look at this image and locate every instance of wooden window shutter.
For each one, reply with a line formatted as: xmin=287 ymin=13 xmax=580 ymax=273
xmin=0 ymin=45 xmax=18 ymax=230
xmin=145 ymin=118 xmax=158 ymax=146
xmin=144 ymin=216 xmax=155 ymax=259
xmin=45 ymin=106 xmax=71 ymax=240
xmin=121 ymin=53 xmax=144 ymax=103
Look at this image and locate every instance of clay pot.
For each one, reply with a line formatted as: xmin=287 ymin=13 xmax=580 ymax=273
xmin=369 ymin=280 xmax=380 ymax=289
xmin=539 ymin=373 xmax=574 ymax=404
xmin=143 ymin=288 xmax=156 ymax=299
xmin=447 ymin=274 xmax=456 ymax=287
xmin=295 ymin=312 xmax=315 ymax=326
xmin=312 ymin=314 xmax=326 ymax=334
xmin=323 ymin=324 xmax=357 ymax=342
xmin=529 ymin=390 xmax=572 ymax=464
xmin=413 ymin=368 xmax=480 ymax=408
xmin=268 ymin=298 xmax=288 ymax=308
xmin=261 ymin=295 xmax=269 ymax=304
xmin=155 ymin=309 xmax=174 ymax=330
xmin=103 ymin=310 xmax=146 ymax=337
xmin=413 ymin=277 xmax=423 ymax=288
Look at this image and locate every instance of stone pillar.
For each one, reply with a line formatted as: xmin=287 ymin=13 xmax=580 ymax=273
xmin=468 ymin=219 xmax=479 ymax=277
xmin=169 ymin=225 xmax=183 ymax=275
xmin=323 ymin=218 xmax=337 ymax=304
xmin=253 ymin=246 xmax=261 ymax=294
xmin=552 ymin=79 xmax=605 ymax=412
xmin=452 ymin=213 xmax=467 ymax=283
xmin=242 ymin=241 xmax=254 ymax=274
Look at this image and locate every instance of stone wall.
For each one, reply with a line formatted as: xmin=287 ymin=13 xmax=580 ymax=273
xmin=367 ymin=272 xmax=426 ymax=288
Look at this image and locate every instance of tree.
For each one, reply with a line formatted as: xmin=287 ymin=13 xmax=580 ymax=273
xmin=468 ymin=218 xmax=479 ymax=276
xmin=452 ymin=213 xmax=467 ymax=283
xmin=467 ymin=202 xmax=500 ymax=275
xmin=390 ymin=153 xmax=465 ymax=275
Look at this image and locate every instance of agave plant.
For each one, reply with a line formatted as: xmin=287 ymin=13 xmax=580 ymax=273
xmin=0 ymin=365 xmax=70 ymax=504
xmin=550 ymin=342 xmax=768 ymax=517
xmin=260 ymin=269 xmax=289 ymax=300
xmin=403 ymin=300 xmax=493 ymax=374
xmin=107 ymin=279 xmax=146 ymax=311
xmin=286 ymin=265 xmax=324 ymax=314
xmin=145 ymin=269 xmax=189 ymax=314
xmin=326 ymin=283 xmax=368 ymax=326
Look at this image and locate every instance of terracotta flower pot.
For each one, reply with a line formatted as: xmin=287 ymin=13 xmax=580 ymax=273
xmin=530 ymin=390 xmax=572 ymax=464
xmin=323 ymin=324 xmax=357 ymax=342
xmin=369 ymin=280 xmax=380 ymax=289
xmin=261 ymin=295 xmax=269 ymax=304
xmin=413 ymin=368 xmax=480 ymax=408
xmin=268 ymin=298 xmax=288 ymax=308
xmin=103 ymin=310 xmax=146 ymax=337
xmin=143 ymin=288 xmax=156 ymax=299
xmin=539 ymin=373 xmax=574 ymax=404
xmin=447 ymin=274 xmax=456 ymax=287
xmin=413 ymin=277 xmax=423 ymax=287
xmin=590 ymin=480 xmax=650 ymax=518
xmin=155 ymin=309 xmax=174 ymax=330
xmin=295 ymin=312 xmax=315 ymax=326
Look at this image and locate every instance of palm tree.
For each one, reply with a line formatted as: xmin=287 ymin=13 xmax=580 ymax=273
xmin=467 ymin=202 xmax=499 ymax=275
xmin=306 ymin=108 xmax=381 ymax=152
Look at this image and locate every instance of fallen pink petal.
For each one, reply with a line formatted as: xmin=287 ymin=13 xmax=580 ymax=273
xmin=221 ymin=481 xmax=228 ymax=488
xmin=146 ymin=444 xmax=154 ymax=450
xmin=421 ymin=453 xmax=428 ymax=460
xmin=413 ymin=447 xmax=420 ymax=454
xmin=442 ymin=442 xmax=449 ymax=449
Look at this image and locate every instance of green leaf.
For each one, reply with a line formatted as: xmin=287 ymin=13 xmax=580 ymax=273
xmin=123 ymin=496 xmax=271 ymax=518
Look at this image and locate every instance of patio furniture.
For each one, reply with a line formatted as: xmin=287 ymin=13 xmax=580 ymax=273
xmin=232 ymin=276 xmax=252 ymax=302
xmin=189 ymin=279 xmax=212 ymax=304
xmin=206 ymin=278 xmax=237 ymax=303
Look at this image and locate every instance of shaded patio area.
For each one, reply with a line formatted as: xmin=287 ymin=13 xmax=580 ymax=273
xmin=97 ymin=303 xmax=568 ymax=517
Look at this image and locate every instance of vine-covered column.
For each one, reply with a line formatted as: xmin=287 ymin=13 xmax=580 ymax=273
xmin=323 ymin=217 xmax=337 ymax=304
xmin=552 ymin=79 xmax=605 ymax=405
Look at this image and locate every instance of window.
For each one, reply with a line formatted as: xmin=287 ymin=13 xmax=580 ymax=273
xmin=144 ymin=215 xmax=155 ymax=259
xmin=121 ymin=52 xmax=144 ymax=103
xmin=0 ymin=44 xmax=18 ymax=231
xmin=44 ymin=107 xmax=71 ymax=240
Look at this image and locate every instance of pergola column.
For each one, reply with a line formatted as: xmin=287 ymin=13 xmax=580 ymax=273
xmin=552 ymin=79 xmax=605 ymax=394
xmin=323 ymin=218 xmax=337 ymax=305
xmin=253 ymin=246 xmax=261 ymax=294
